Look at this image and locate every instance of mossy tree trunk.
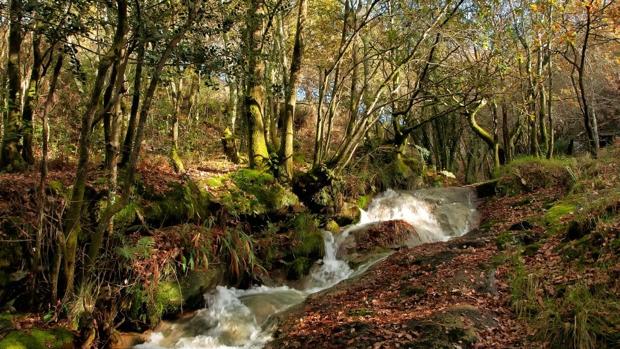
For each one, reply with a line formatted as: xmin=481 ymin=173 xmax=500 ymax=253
xmin=245 ymin=0 xmax=270 ymax=169
xmin=279 ymin=0 xmax=307 ymax=179
xmin=1 ymin=0 xmax=25 ymax=171
xmin=120 ymin=35 xmax=144 ymax=167
xmin=465 ymin=99 xmax=504 ymax=172
xmin=41 ymin=53 xmax=63 ymax=301
xmin=22 ymin=27 xmax=43 ymax=165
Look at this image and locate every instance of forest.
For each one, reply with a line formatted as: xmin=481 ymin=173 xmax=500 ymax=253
xmin=0 ymin=0 xmax=618 ymax=348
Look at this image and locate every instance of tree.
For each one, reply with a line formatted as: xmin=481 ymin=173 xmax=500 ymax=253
xmin=279 ymin=0 xmax=307 ymax=179
xmin=0 ymin=0 xmax=25 ymax=171
xmin=244 ymin=0 xmax=270 ymax=168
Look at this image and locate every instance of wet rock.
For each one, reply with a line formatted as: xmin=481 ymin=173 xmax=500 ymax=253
xmin=337 ymin=220 xmax=418 ymax=261
xmin=180 ymin=266 xmax=225 ymax=309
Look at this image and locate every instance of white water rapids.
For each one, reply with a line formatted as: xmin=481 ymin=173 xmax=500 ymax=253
xmin=136 ymin=188 xmax=478 ymax=349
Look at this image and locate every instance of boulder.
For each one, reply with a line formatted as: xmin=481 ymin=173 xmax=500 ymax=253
xmin=337 ymin=220 xmax=419 ymax=262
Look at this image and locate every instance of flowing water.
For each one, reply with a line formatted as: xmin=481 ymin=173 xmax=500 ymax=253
xmin=136 ymin=188 xmax=478 ymax=349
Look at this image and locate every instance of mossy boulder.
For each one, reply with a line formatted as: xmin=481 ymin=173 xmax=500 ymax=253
xmin=232 ymin=169 xmax=299 ymax=213
xmin=144 ymin=181 xmax=213 ymax=226
xmin=545 ymin=202 xmax=577 ymax=226
xmin=497 ymin=157 xmax=576 ymax=195
xmin=376 ymin=156 xmax=424 ymax=191
xmin=324 ymin=220 xmax=340 ymax=234
xmin=0 ymin=328 xmax=74 ymax=349
xmin=290 ymin=214 xmax=324 ymax=258
xmin=209 ymin=169 xmax=299 ymax=216
xmin=293 ymin=166 xmax=339 ymax=213
xmin=179 ymin=266 xmax=225 ymax=309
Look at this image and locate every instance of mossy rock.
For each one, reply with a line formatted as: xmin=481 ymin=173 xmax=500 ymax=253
xmin=0 ymin=313 xmax=13 ymax=331
xmin=179 ymin=267 xmax=225 ymax=309
xmin=545 ymin=202 xmax=577 ymax=226
xmin=145 ymin=181 xmax=212 ymax=226
xmin=0 ymin=328 xmax=74 ymax=349
xmin=156 ymin=281 xmax=183 ymax=315
xmin=232 ymin=169 xmax=299 ymax=212
xmin=290 ymin=213 xmax=324 ymax=259
xmin=324 ymin=220 xmax=340 ymax=234
xmin=497 ymin=157 xmax=577 ymax=195
xmin=212 ymin=169 xmax=299 ymax=216
xmin=377 ymin=156 xmax=423 ymax=191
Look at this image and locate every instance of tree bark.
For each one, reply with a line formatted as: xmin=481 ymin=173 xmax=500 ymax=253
xmin=1 ymin=0 xmax=25 ymax=171
xmin=245 ymin=0 xmax=270 ymax=168
xmin=22 ymin=29 xmax=43 ymax=165
xmin=279 ymin=0 xmax=307 ymax=179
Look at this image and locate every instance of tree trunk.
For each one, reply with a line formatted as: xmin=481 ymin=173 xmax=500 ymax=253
xmin=22 ymin=29 xmax=43 ymax=165
xmin=578 ymin=2 xmax=599 ymax=158
xmin=244 ymin=0 xmax=270 ymax=168
xmin=120 ymin=38 xmax=144 ymax=167
xmin=279 ymin=0 xmax=307 ymax=179
xmin=1 ymin=0 xmax=25 ymax=171
xmin=36 ymin=52 xmax=62 ymax=282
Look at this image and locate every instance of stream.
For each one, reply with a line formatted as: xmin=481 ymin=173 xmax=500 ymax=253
xmin=136 ymin=188 xmax=478 ymax=349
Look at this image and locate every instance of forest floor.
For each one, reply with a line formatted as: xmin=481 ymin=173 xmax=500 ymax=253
xmin=268 ymin=146 xmax=620 ymax=349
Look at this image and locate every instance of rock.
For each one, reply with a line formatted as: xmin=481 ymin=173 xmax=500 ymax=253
xmin=336 ymin=202 xmax=360 ymax=226
xmin=110 ymin=332 xmax=150 ymax=349
xmin=324 ymin=220 xmax=340 ymax=234
xmin=337 ymin=220 xmax=418 ymax=261
xmin=179 ymin=267 xmax=225 ymax=309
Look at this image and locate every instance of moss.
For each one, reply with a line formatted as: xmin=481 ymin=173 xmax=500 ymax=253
xmin=545 ymin=202 xmax=577 ymax=226
xmin=0 ymin=328 xmax=73 ymax=349
xmin=217 ymin=169 xmax=299 ymax=215
xmin=0 ymin=313 xmax=13 ymax=331
xmin=496 ymin=231 xmax=516 ymax=250
xmin=179 ymin=267 xmax=225 ymax=309
xmin=290 ymin=213 xmax=324 ymax=259
xmin=377 ymin=156 xmax=423 ymax=191
xmin=522 ymin=242 xmax=541 ymax=256
xmin=347 ymin=308 xmax=374 ymax=317
xmin=204 ymin=176 xmax=224 ymax=189
xmin=324 ymin=220 xmax=340 ymax=234
xmin=498 ymin=157 xmax=577 ymax=195
xmin=145 ymin=181 xmax=212 ymax=225
xmin=156 ymin=281 xmax=183 ymax=314
xmin=287 ymin=257 xmax=312 ymax=280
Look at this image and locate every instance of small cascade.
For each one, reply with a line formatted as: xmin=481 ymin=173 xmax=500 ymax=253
xmin=358 ymin=189 xmax=448 ymax=243
xmin=136 ymin=188 xmax=478 ymax=349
